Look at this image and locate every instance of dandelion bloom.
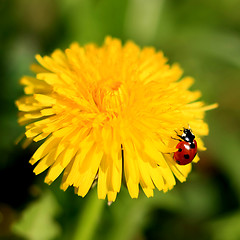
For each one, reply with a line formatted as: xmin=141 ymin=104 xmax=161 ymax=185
xmin=16 ymin=37 xmax=217 ymax=202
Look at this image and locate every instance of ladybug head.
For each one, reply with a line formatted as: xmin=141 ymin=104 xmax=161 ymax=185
xmin=181 ymin=128 xmax=195 ymax=142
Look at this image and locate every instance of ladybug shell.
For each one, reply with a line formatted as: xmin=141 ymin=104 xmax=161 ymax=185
xmin=173 ymin=140 xmax=197 ymax=165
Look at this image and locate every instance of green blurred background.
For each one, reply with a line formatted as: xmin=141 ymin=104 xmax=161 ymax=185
xmin=0 ymin=0 xmax=240 ymax=239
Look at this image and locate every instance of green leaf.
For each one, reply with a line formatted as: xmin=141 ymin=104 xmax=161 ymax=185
xmin=100 ymin=187 xmax=184 ymax=240
xmin=124 ymin=0 xmax=165 ymax=45
xmin=208 ymin=211 xmax=240 ymax=240
xmin=12 ymin=191 xmax=61 ymax=240
xmin=207 ymin=119 xmax=240 ymax=200
xmin=191 ymin=30 xmax=240 ymax=68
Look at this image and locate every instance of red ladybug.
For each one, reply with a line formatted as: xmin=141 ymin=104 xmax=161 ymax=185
xmin=173 ymin=128 xmax=197 ymax=165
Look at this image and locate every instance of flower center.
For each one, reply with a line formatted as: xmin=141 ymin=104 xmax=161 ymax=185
xmin=92 ymin=79 xmax=123 ymax=117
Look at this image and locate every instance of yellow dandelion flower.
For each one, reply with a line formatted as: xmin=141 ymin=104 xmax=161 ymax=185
xmin=16 ymin=37 xmax=217 ymax=202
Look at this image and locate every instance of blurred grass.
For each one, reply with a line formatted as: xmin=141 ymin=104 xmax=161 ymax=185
xmin=12 ymin=191 xmax=61 ymax=240
xmin=1 ymin=0 xmax=240 ymax=239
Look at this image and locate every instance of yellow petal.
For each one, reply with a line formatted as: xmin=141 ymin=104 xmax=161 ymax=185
xmin=30 ymin=136 xmax=60 ymax=164
xmin=33 ymin=149 xmax=56 ymax=175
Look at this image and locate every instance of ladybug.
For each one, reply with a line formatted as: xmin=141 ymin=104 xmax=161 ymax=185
xmin=173 ymin=128 xmax=197 ymax=165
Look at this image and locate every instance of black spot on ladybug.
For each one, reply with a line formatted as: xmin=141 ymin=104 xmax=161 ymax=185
xmin=178 ymin=148 xmax=182 ymax=152
xmin=176 ymin=160 xmax=180 ymax=164
xmin=184 ymin=154 xmax=190 ymax=159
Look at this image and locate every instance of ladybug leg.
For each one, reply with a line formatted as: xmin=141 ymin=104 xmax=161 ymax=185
xmin=173 ymin=130 xmax=184 ymax=141
xmin=171 ymin=136 xmax=182 ymax=141
xmin=177 ymin=135 xmax=185 ymax=141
